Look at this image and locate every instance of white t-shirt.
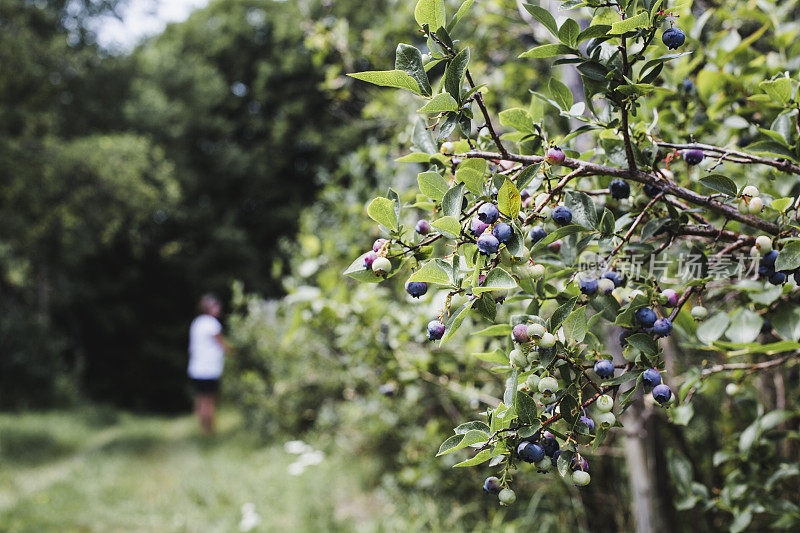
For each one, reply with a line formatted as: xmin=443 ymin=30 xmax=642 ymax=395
xmin=187 ymin=314 xmax=224 ymax=379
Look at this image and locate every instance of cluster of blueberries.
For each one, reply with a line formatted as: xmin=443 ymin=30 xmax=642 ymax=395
xmin=758 ymin=248 xmax=799 ymax=286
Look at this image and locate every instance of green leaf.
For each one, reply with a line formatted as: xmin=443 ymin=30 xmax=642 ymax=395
xmin=562 ymin=306 xmax=588 ymax=343
xmin=431 ymin=216 xmax=462 ymax=238
xmin=523 ymin=3 xmax=558 ymax=37
xmin=609 ymin=11 xmax=649 ymax=35
xmin=519 ymin=44 xmax=576 ymax=59
xmin=445 ymin=47 xmax=470 ymax=103
xmin=343 ymin=252 xmax=381 ymax=283
xmin=472 ymin=324 xmax=513 ymax=336
xmin=564 ymin=191 xmax=597 ymax=229
xmin=417 ymin=92 xmax=459 ymax=113
xmin=558 ymin=18 xmax=580 ymax=47
xmin=549 ymin=296 xmax=579 ymax=331
xmin=473 ymin=349 xmax=509 ymax=364
xmin=436 ymin=429 xmax=488 ymax=455
xmin=417 ymin=171 xmax=449 ymax=201
xmin=414 ymin=0 xmax=446 ymax=31
xmin=348 ymin=70 xmax=421 ymax=94
xmin=725 ymin=309 xmax=763 ymax=344
xmin=577 ymin=24 xmax=610 ymax=43
xmin=367 ymin=197 xmax=398 ymax=231
xmin=395 ymin=44 xmax=432 ymax=96
xmin=698 ymin=174 xmax=737 ymax=197
xmin=516 ymin=392 xmax=538 ymax=425
xmin=408 ymin=260 xmax=452 ymax=285
xmin=548 ymin=78 xmax=573 ymax=110
xmin=626 ymin=332 xmax=658 ymax=356
xmin=773 ymin=301 xmax=800 ymax=341
xmin=515 ymin=162 xmax=544 ymax=191
xmin=396 ymin=152 xmax=432 ymax=163
xmin=455 ymin=158 xmax=485 ymax=195
xmin=771 ymin=197 xmax=793 ymax=212
xmin=530 ymin=225 xmax=585 ymax=253
xmin=599 ymin=208 xmax=615 ymax=236
xmin=498 ymin=108 xmax=534 ymax=132
xmin=696 ymin=312 xmax=730 ymax=345
xmin=774 ymin=240 xmax=800 ymax=271
xmin=453 ymin=448 xmax=493 ymax=467
xmin=759 ymin=77 xmax=793 ymax=105
xmin=454 ymin=420 xmax=491 ymax=434
xmin=441 ymin=182 xmax=465 ymax=218
xmin=745 ymin=140 xmax=797 ymax=162
xmin=448 ymin=0 xmax=475 ymax=31
xmin=473 ymin=268 xmax=517 ymax=294
xmin=440 ymin=299 xmax=476 ymax=345
xmin=497 ymin=179 xmax=521 ymax=218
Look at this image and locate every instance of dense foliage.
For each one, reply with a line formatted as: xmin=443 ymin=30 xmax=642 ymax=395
xmin=334 ymin=0 xmax=799 ymax=529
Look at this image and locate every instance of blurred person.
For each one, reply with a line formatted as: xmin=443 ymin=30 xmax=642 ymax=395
xmin=188 ymin=294 xmax=229 ymax=436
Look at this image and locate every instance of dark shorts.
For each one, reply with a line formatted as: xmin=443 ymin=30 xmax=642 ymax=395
xmin=190 ymin=378 xmax=220 ymax=395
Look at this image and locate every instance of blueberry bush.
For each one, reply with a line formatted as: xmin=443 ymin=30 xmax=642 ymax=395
xmin=343 ymin=0 xmax=800 ymax=528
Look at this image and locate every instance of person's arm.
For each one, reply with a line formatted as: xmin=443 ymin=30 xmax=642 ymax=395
xmin=215 ymin=333 xmax=230 ymax=353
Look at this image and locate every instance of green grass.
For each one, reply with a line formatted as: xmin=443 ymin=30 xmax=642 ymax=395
xmin=0 ymin=408 xmax=391 ymax=532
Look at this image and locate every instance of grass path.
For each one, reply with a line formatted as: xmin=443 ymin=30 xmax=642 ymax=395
xmin=0 ymin=408 xmax=388 ymax=532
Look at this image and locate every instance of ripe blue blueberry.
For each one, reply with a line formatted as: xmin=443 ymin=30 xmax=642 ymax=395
xmin=579 ymin=277 xmax=598 ymax=296
xmin=602 ymin=271 xmax=624 ymax=287
xmin=769 ymin=271 xmax=786 ymax=285
xmin=642 ymin=368 xmax=662 ymax=388
xmin=619 ymin=329 xmax=632 ymax=347
xmin=477 ymin=233 xmax=500 ymax=255
xmin=579 ymin=415 xmax=595 ymax=433
xmin=653 ymin=318 xmax=672 ymax=337
xmin=470 ymin=216 xmax=490 ymax=236
xmin=427 ymin=320 xmax=445 ymax=340
xmin=529 ymin=225 xmax=547 ymax=243
xmin=594 ymin=359 xmax=614 ymax=379
xmin=405 ymin=281 xmax=428 ymax=298
xmin=643 ymin=184 xmax=659 ymax=197
xmin=609 ymin=179 xmax=630 ymax=199
xmin=684 ymin=148 xmax=704 ymax=165
xmin=635 ymin=307 xmax=657 ymax=328
xmin=477 ymin=203 xmax=500 ymax=224
xmin=662 ymin=27 xmax=686 ymax=49
xmin=517 ymin=441 xmax=545 ymax=463
xmin=552 ymin=206 xmax=572 ymax=226
xmin=492 ymin=222 xmax=513 ymax=243
xmin=652 ymin=384 xmax=672 ymax=404
xmin=541 ymin=431 xmax=559 ymax=457
xmin=762 ymin=250 xmax=779 ymax=268
xmin=483 ymin=476 xmax=502 ymax=494
xmin=415 ymin=219 xmax=431 ymax=235
xmin=551 ymin=449 xmax=561 ymax=466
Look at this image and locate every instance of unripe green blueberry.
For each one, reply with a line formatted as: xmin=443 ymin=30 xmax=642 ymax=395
xmin=536 ymin=457 xmax=552 ymax=472
xmin=498 ymin=488 xmax=516 ymax=505
xmin=525 ymin=374 xmax=541 ymax=390
xmin=725 ymin=383 xmax=740 ymax=396
xmin=527 ymin=322 xmax=546 ymax=338
xmin=371 ymin=257 xmax=392 ymax=275
xmin=741 ymin=185 xmax=759 ymax=197
xmin=510 ymin=349 xmax=527 ymax=367
xmin=755 ymin=236 xmax=772 ymax=254
xmin=529 ymin=264 xmax=546 ymax=280
xmin=749 ymin=245 xmax=760 ymax=257
xmin=572 ymin=470 xmax=591 ymax=486
xmin=749 ymin=197 xmax=763 ymax=214
xmin=595 ymin=412 xmax=616 ymax=426
xmin=540 ymin=205 xmax=553 ymax=219
xmin=738 ymin=200 xmax=750 ymax=214
xmin=597 ymin=278 xmax=615 ymax=294
xmin=596 ymin=394 xmax=614 ymax=413
xmin=526 ymin=350 xmax=539 ymax=365
xmin=538 ymin=332 xmax=556 ymax=348
xmin=440 ymin=141 xmax=454 ymax=155
xmin=691 ymin=305 xmax=708 ymax=320
xmin=538 ymin=376 xmax=559 ymax=395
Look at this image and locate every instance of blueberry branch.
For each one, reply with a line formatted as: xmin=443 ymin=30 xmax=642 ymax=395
xmin=461 ymin=150 xmax=781 ymax=235
xmin=656 ymin=142 xmax=800 ymax=175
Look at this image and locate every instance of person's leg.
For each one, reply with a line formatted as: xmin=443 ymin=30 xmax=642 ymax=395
xmin=197 ymin=393 xmax=216 ymax=436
